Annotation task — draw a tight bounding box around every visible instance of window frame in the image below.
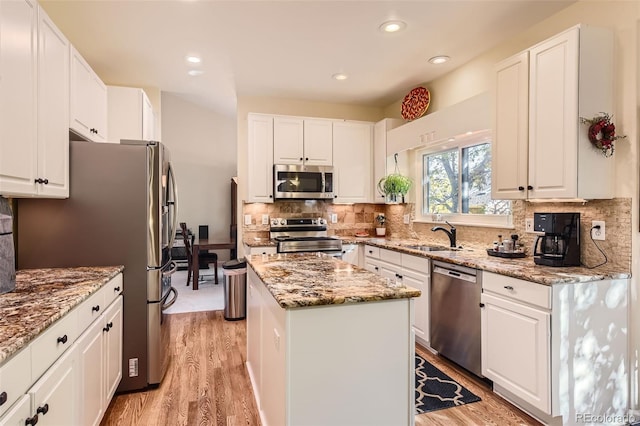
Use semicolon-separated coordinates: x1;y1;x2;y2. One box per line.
413;129;513;228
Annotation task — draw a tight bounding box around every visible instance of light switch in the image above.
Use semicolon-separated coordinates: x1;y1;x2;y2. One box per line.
403;214;410;224
244;214;252;225
330;213;338;223
262;214;270;225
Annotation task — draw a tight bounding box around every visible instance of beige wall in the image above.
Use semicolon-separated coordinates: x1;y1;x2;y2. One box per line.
162;93;237;260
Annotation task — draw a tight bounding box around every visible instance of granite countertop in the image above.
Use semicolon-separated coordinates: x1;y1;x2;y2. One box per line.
353;238;630;286
246;252;421;309
243;238;277;248
0;266;124;364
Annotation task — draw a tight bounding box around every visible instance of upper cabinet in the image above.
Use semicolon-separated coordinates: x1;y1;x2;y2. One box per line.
492;25;614;200
247;113;274;203
108;86;156;143
0;2;70;198
273;117;332;166
333;121;373;203
373;118;403;204
70;46;107;143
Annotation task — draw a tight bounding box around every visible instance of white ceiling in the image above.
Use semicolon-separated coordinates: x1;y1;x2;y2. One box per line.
41;0;575;116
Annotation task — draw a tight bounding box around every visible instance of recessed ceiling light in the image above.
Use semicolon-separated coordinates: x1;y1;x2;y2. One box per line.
186;55;201;64
428;55;450;65
379;20;406;33
188;69;204;76
448;138;455;142
332;73;348;81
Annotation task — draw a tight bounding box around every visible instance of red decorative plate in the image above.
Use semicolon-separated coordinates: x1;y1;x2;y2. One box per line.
401;87;431;121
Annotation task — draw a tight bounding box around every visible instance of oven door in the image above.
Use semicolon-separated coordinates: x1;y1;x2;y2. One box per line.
274;164;333;199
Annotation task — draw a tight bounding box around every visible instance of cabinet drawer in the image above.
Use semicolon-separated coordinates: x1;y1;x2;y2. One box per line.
401;254;430;274
103;273;123;308
249;246;277;256
379;248;401;265
482;272;551;309
0;348;31;419
76;285;106;333
31;310;78;381
364;245;379;259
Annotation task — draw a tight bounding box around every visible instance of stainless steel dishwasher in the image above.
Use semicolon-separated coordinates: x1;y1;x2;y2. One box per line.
430;260;483;377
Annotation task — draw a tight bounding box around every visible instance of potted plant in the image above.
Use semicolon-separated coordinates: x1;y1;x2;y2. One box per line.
377;173;413;204
375;214;386;237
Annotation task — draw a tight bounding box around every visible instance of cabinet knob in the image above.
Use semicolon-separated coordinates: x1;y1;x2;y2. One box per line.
269;195;273;198
518;186;525;191
504;285;514;290
374;266;379;271
305;157;309;161
25;415;39;425
527;185;533;190
34;178;48;184
36;404;49;415
299;157;303;161
334;195;337;198
479;303;485;308
0;391;6;406
114;286;121;292
108;321;113;329
57;334;68;344
92;305;100;313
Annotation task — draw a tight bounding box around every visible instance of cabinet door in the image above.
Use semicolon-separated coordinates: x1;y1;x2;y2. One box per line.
247;114;274;203
89;72;107;143
29;346;77;426
341;245;360;267
402;270;429;347
76;317;104;426
37;6;69;198
103;297;122;405
0;0;37;196
363;258;380;275
70;47;107;142
492;51;529;200
303;119;332;166
273;117;304;165
481;292;551;414
333;121;373;203
0;394;30;426
528;28;579;199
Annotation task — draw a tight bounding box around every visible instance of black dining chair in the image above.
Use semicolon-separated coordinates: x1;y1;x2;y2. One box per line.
180;222;219;285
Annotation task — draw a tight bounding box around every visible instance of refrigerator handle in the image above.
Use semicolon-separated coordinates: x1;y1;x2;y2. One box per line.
167;163;179;249
163;261;178;277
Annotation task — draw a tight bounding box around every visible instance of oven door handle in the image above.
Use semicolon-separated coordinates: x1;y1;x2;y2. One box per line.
162;287;178;310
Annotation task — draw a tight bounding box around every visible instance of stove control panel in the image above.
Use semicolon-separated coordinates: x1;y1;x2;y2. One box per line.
270;217;327;229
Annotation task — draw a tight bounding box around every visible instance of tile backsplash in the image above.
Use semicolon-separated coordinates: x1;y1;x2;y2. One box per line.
242;198;631;272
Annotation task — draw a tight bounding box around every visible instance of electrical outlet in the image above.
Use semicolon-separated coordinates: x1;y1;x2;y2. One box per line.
261;214;269;225
403;214;410;224
330;213;338;223
244;214;252;225
592;220;605;241
525;218;534;233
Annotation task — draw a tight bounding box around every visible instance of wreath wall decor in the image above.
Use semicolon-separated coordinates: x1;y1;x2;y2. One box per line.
580;113;626;158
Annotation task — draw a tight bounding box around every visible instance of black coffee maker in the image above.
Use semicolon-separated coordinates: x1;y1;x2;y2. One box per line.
533;212;580;267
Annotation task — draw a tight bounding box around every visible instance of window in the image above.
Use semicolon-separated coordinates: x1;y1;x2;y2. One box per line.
418;132;511;226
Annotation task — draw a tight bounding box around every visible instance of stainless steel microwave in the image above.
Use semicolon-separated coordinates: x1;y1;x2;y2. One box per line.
274;164;334;200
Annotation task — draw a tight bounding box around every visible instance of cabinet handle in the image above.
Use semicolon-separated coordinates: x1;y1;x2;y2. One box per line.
42;178;48;185
92;305;100;313
479;303;485;308
368;250;373;254
299;157;303;161
397;274;403;279
527;185;533;190
518;186;525;191
57;335;68;344
374;266;379;271
114;286;121;292
334;195;337;198
504;285;514;290
25;414;38;425
108;321;113;329
36;404;49;415
0;391;7;406
103;321;114;332
305;157;309;161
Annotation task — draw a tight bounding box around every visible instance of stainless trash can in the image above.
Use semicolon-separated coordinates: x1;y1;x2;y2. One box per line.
222;258;247;321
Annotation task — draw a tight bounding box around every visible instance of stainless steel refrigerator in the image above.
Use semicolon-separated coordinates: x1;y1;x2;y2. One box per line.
17;140;179;392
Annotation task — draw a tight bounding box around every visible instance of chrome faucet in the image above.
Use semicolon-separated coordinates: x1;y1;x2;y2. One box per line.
431;221;457;248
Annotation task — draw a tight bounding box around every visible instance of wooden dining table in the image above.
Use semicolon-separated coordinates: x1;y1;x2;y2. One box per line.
192;237;236;290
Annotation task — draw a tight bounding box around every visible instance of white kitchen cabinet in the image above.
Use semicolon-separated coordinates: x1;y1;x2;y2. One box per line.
0;2;69;198
243;245;277;256
103;297;122;403
108;86;156;143
0;395;30;426
492;25;614;200
246;275;263;408
70;46;107;143
373;118;403;204
273;117;332;166
340;244;361;267
332;121;373;203
0;347;31;420
481;271;628;423
247;114;274;203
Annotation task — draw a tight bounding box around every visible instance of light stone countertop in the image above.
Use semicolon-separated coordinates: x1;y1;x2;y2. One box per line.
0;266;124;364
246;252;421;309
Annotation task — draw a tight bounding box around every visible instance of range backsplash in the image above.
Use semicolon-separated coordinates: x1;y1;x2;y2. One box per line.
242;198;631;273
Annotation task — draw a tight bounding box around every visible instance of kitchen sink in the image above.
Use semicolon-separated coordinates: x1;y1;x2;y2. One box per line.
403;244;452;252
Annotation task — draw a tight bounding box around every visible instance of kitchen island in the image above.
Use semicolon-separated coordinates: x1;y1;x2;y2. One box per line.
245;252;420;426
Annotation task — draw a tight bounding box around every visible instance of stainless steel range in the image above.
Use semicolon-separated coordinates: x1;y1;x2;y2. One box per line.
270;217;342;255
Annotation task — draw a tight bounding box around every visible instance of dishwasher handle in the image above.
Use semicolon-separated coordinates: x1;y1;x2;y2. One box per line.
432;266;477;283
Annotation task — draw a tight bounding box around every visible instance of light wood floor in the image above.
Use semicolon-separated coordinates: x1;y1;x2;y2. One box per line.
101;311;541;426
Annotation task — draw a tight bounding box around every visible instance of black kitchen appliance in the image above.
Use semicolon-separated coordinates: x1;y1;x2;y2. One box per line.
533;212;580;267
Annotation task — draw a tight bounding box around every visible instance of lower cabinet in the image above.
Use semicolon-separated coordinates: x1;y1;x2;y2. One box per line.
0;274;123;426
363;245;431;348
340;244;361;267
243;245;277;256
